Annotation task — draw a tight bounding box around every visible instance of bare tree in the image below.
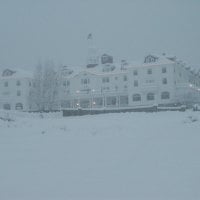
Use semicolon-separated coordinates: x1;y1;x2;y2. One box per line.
29;60;60;111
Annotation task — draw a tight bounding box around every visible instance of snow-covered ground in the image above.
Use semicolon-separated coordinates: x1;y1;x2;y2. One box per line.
0;110;200;200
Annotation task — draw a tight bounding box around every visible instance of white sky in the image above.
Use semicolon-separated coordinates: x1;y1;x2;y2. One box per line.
0;0;200;69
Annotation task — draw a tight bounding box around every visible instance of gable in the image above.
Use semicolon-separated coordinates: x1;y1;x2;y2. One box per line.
2;69;16;77
144;55;158;63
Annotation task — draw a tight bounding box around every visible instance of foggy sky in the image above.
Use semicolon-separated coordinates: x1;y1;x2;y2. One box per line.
0;0;200;69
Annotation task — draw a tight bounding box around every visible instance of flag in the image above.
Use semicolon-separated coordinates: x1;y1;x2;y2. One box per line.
87;33;92;40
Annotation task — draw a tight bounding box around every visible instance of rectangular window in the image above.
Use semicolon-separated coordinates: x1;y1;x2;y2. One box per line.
162;67;167;73
4;82;8;87
106;96;117;106
16;80;21;86
133;70;138;76
162;78;167;84
102;77;109;83
123;75;127;81
81;78;90;84
63;81;66;86
134;80;138;87
17;90;21;96
120;95;129;106
147;69;152;74
146;79;155;84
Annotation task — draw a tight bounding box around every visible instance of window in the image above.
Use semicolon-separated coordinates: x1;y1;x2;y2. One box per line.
101;86;109;92
16;80;21;86
162;78;167;84
161;91;170;99
115;86;118;91
15;103;23;110
102;77;109;83
115;77;118;80
146;79;154;84
123;75;127;81
29;82;31;87
120;95;129;106
63;81;66;86
93;97;103;107
134;80;138;87
81;78;90;84
162;67;167;73
80;99;90;108
4;81;8;87
67;80;70;86
147;93;155;100
124;85;128;89
106;96;117;106
147;69;152;74
3;103;11;110
133;70;138;76
61;100;71;108
17;90;21;96
132;94;141;101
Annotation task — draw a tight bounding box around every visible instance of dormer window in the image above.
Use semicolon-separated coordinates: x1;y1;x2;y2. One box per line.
61;66;73;76
101;54;113;64
102;64;115;72
144;55;158;63
2;69;16;77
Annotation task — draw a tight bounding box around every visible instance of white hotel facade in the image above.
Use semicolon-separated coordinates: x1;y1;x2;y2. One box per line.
59;53;200;113
0;52;200;113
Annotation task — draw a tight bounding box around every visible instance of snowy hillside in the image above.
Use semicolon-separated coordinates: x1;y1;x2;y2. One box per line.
0;111;200;200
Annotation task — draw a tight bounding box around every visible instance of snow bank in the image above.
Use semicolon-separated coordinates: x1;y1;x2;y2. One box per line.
0;111;200;200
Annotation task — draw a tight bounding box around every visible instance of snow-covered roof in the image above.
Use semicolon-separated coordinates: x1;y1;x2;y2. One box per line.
59;54;178;79
0;68;33;79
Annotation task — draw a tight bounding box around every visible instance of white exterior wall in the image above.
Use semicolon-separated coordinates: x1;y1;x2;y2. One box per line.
1;55;199;112
59;61;192;110
126;63;176;107
0;77;31;111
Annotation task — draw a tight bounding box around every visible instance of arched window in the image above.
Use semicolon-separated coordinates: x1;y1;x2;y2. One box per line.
3;103;11;110
147;93;155;100
15;103;23;110
132;94;141;102
161;92;170;99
